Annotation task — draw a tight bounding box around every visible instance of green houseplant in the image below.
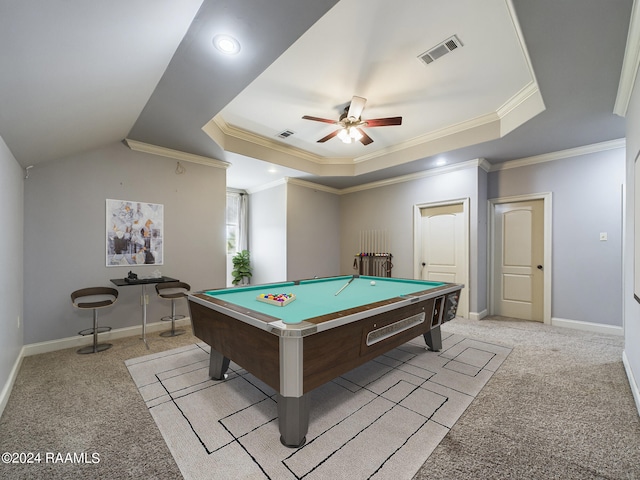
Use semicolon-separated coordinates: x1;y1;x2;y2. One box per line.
231;249;253;285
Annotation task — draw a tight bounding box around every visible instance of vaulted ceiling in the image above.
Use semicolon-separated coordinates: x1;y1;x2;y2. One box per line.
0;0;634;190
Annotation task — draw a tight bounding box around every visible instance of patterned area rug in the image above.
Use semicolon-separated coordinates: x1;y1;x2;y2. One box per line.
125;332;510;480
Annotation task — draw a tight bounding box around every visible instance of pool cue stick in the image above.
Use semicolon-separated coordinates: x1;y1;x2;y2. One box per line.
335;277;355;296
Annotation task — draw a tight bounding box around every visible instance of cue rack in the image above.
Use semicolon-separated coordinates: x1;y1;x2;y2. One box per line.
354;253;393;277
355;229;393;277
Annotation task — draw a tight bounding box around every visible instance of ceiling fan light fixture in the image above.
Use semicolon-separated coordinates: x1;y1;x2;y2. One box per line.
337;128;352;143
213;34;241;55
349;127;362;141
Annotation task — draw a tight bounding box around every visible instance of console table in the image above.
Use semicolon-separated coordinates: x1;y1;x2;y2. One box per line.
110;276;179;348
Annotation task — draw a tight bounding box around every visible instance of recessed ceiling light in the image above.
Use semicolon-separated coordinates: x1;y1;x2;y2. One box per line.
213;34;241;55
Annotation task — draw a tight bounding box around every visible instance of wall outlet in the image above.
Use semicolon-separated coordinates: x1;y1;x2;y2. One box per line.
600;232;608;241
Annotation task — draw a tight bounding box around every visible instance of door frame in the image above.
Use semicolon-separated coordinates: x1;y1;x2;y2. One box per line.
413;197;470;318
488;193;553;324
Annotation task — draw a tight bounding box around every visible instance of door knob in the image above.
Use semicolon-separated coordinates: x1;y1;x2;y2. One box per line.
537;265;543;270
421;262;426;267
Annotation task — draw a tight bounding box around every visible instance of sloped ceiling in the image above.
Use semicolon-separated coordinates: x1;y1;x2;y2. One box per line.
0;0;633;190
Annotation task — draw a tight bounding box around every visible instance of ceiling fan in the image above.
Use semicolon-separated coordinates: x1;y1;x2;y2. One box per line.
302;96;402;145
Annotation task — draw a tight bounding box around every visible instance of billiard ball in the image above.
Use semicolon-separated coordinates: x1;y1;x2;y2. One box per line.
370;281;376;286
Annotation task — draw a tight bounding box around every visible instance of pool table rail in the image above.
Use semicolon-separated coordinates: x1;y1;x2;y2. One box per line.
189;282;462;337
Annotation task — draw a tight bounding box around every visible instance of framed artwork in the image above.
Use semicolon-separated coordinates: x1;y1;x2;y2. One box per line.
635;150;640;303
106;199;164;266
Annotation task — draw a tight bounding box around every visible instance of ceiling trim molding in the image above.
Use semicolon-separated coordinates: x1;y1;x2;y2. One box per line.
496;82;540;119
245;178;287;194
285;177;342;195
209;115;352;166
281;138;625;195
352;112;501;165
489;138;626;172
505;0;540;86
478;158;492;172
243;138;624;195
246;176;343;195
614;0;640;117
210;94;541;178
123;139;229;169
339;158;488;195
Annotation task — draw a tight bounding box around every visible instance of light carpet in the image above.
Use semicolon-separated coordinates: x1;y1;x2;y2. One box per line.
125;332;510;480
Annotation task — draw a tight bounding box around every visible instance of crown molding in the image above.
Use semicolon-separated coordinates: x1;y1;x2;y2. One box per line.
496;82;541;119
245;178;287;194
270;136;625;195
353;112;501;165
123;139;229;169
285;177;341;195
339;158;488;195
247;176;342;195
210;91;539;174
614;0;640;117
211;116;351;166
478;158;492;172
489;138;626;172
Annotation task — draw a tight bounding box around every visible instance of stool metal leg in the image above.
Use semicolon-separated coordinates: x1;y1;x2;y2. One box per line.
77;309;112;354
160;299;185;337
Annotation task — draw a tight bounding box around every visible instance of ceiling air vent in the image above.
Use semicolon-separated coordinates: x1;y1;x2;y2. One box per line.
277;130;295;139
418;35;463;65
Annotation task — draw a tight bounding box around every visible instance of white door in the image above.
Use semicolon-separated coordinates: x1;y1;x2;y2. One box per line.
493;200;544;321
419;203;468;318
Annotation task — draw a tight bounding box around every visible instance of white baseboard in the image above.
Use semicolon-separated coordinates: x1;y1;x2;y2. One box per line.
0;348;25;420
1;317;191;418
551;317;624;336
623;350;640;417
22;317;191;357
468;309;488;321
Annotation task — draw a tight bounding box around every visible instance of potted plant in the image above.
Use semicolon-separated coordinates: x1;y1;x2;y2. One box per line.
231;249;253;285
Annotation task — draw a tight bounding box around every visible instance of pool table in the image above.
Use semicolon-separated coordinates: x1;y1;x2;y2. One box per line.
188;275;462;447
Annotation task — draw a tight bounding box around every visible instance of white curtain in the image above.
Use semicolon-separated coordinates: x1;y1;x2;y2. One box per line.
238;193;248;251
227;191;248;253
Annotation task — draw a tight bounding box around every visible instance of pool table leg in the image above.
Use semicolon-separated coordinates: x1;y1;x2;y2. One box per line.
277;394;309;448
208;348;231;380
424;325;443;351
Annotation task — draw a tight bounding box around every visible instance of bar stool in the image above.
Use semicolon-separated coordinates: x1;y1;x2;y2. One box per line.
155;281;190;337
71;287;118;354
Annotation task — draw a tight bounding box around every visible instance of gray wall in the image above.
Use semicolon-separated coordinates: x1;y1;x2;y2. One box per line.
0;135;24;400
249;184;287;284
624;72;640;402
488;149;625;326
249;181;341;283
286;183;340;280
339;166;483;316
23;142;226;344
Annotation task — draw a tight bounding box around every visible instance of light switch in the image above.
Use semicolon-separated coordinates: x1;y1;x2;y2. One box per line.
600;232;608;241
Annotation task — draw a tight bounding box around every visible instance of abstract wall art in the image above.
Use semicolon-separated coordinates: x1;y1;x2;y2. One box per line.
106;199;164;266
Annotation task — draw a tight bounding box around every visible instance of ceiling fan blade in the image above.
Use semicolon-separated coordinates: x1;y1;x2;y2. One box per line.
302;115;338;125
347;96;367;120
357;128;373;145
363;116;403;127
317;130;340;143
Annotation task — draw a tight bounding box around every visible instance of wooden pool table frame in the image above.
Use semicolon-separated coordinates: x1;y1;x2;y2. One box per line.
188;275;462;447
